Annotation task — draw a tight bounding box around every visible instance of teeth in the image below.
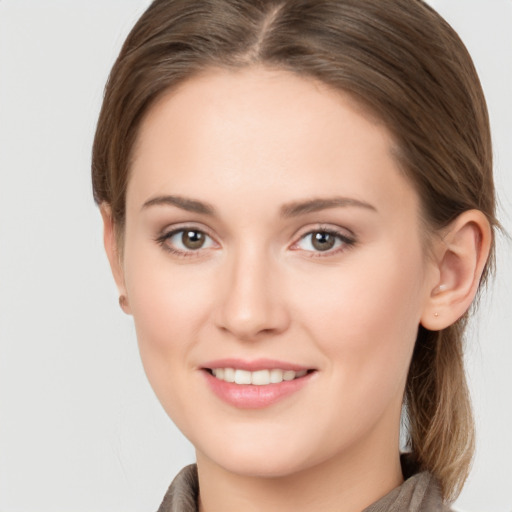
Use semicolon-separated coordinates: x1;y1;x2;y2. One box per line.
283;370;295;381
224;368;235;382
211;368;308;385
234;369;252;385
251;370;270;385
270;369;283;383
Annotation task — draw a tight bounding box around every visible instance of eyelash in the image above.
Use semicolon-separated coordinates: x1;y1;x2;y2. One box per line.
155;225;356;258
289;226;356;259
155;226;217;258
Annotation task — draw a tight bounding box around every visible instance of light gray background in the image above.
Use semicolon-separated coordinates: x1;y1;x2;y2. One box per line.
0;1;510;511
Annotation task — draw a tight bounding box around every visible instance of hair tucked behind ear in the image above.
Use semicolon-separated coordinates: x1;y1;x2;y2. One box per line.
92;0;497;500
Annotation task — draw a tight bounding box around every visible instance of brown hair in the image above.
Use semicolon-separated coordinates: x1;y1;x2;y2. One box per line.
92;0;497;500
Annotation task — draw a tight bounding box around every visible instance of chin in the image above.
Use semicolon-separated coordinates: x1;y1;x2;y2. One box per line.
216;452;311;479
195;432;326;479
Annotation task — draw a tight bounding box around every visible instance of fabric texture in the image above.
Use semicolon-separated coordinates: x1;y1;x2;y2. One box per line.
157;456;452;512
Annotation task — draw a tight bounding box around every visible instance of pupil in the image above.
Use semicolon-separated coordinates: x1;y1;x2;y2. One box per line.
183;230;205;249
312;232;335;251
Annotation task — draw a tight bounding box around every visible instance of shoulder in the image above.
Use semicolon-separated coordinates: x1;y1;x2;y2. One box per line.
157;460;453;512
363;470;452;512
157;464;199;512
363;454;452;512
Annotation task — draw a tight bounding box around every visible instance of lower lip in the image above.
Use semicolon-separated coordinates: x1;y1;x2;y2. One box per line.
203;371;314;409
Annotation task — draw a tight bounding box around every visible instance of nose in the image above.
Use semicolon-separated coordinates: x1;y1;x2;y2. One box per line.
214;247;290;341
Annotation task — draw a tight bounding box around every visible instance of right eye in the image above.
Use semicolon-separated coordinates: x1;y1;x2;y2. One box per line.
157;228;216;255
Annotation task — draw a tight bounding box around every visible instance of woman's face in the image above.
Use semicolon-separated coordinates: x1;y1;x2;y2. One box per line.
116;66;438;477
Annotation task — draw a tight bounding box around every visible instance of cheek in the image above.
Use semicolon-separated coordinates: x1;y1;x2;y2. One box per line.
121;239;214;380
123;255;220;430
298;246;423;332
292;244;426;398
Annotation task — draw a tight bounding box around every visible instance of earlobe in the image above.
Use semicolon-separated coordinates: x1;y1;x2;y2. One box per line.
100;204;131;315
421;210;492;331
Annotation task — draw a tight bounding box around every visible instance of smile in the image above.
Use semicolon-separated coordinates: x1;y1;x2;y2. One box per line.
210;368;308;385
202;361;316;409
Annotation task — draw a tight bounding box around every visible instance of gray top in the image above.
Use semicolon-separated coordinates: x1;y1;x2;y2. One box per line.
157;458;451;512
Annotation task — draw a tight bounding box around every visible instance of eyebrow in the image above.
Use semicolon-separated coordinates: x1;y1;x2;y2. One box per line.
281;197;377;217
141;194;377;217
142;195;216;215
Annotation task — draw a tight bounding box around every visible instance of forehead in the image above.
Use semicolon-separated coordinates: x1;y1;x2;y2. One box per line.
128;66;417;217
133;65;389;161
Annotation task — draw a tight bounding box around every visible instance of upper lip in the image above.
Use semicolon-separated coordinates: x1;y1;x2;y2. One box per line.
201;358;313;372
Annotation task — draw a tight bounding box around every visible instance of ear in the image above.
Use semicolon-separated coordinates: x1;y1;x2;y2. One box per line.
100;204;131;315
421;210;492;331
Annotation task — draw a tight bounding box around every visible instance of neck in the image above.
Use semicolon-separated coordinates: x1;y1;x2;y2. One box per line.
196;435;403;512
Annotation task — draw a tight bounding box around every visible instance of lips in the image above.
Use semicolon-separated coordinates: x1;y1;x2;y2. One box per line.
201;359;315;409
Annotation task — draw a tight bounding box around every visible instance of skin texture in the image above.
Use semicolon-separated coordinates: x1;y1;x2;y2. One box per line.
102;66;491;512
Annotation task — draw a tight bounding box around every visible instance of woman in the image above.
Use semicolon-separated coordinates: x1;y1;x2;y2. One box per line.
92;0;497;510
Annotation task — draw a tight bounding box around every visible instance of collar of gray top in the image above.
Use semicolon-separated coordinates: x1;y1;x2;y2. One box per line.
157;455;451;512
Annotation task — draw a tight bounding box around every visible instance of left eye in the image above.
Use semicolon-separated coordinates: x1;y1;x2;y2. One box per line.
163;229;215;252
295;230;351;253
